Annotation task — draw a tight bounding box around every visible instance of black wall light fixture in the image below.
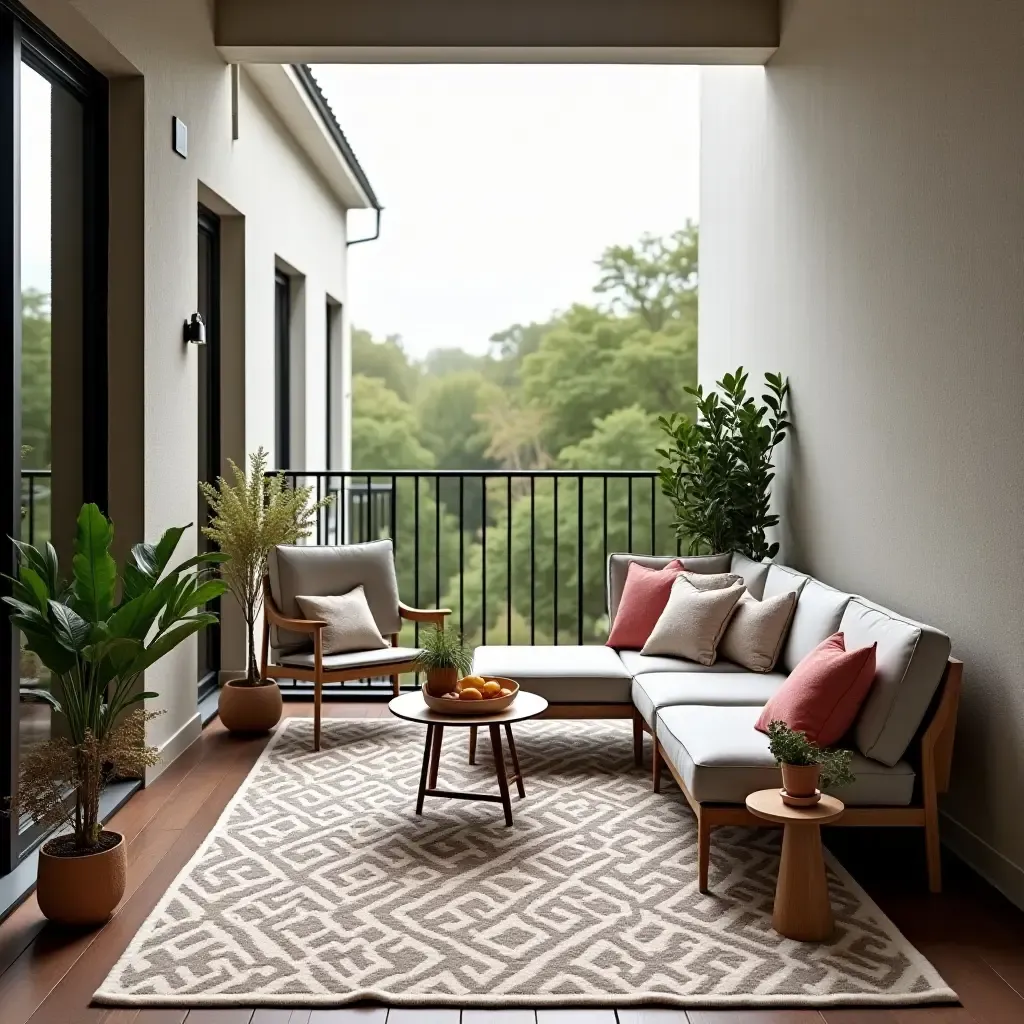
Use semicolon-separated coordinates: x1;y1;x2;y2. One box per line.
183;312;206;344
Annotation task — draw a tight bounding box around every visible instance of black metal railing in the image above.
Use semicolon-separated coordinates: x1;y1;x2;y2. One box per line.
21;469;51;547
276;470;679;656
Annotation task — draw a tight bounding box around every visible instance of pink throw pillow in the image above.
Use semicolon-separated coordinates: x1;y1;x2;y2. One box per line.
756;632;877;746
607;559;684;650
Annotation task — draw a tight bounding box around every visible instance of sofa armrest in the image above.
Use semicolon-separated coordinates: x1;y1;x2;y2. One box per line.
399;602;452;626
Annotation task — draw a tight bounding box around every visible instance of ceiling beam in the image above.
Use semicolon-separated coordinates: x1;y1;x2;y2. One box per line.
215;0;780;65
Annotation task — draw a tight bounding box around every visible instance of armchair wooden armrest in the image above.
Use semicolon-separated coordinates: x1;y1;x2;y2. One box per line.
399;602;452;626
262;579;327;633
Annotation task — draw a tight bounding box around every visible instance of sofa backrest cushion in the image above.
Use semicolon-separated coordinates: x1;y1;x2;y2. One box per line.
606;559;683;649
783;578;854;673
842;597;952;766
268;539;402;652
730;552;770;600
762;562;809;601
606;552;731;621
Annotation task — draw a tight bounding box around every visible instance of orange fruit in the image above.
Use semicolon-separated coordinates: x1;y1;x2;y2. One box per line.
498;688;512;698
459;687;483;701
459;675;486;691
481;681;502;698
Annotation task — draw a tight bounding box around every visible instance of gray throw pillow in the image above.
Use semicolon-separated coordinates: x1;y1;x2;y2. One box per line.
296;586;389;656
641;578;746;666
719;591;798;673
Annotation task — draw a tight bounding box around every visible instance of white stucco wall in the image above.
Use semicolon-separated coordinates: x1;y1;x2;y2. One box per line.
26;0;352;772
700;1;1024;904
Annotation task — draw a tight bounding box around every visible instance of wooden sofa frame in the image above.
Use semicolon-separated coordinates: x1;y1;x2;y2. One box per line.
260;578;450;751
636;657;962;894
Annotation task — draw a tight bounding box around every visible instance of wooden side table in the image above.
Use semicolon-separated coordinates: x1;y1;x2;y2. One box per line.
745;788;845;941
389;690;548;826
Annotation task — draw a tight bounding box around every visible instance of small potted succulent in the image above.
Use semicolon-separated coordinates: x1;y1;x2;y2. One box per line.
766;720;856;807
416;625;473;696
5;504;225;926
199;448;330;734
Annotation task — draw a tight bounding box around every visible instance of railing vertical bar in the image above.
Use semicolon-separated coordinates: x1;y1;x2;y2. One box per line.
553;475;559;646
650;475;656;554
627;476;634;552
577;476;584;645
459;475;465;635
434;475;441;614
506;475;512;645
530;476;536;646
366;474;373;541
414;475;420;669
316;475;323;545
390;474;397;546
602;475;608;613
339;473;346;545
27;478;34;546
481;476;487;646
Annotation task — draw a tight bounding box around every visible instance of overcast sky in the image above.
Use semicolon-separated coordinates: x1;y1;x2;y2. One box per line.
313;64;700;360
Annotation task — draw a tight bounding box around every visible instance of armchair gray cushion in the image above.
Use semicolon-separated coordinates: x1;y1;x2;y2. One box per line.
268;539;402;652
278;646;421;673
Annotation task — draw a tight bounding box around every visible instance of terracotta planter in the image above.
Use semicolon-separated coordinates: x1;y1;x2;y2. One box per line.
37;831;127;926
425;666;459;697
218;679;283;733
781;762;821;806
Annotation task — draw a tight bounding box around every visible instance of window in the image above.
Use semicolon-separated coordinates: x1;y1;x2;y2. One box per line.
274;270;290;468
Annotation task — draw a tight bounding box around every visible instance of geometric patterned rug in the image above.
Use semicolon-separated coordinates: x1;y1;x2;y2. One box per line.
95;718;955;1008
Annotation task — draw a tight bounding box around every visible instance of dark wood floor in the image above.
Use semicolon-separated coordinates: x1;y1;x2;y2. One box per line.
0;703;1022;1024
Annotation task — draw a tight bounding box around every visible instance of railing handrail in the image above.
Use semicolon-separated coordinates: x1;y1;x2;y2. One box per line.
275;469;659;478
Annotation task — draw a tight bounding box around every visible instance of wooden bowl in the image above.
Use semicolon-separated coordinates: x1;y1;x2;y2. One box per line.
422;677;519;715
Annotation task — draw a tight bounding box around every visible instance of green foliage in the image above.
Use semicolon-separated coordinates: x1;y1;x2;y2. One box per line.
199;448;332;685
765;721;856;790
414;624;473;677
351;328;419;402
658;368;790;560
352;375;435;471
4;504;226;850
21;289;51;471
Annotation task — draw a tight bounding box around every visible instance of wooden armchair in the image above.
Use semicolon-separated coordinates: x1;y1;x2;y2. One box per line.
260;540;449;750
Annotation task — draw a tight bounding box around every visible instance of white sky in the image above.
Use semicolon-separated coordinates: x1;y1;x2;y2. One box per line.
313;65;700;360
21;63;52;296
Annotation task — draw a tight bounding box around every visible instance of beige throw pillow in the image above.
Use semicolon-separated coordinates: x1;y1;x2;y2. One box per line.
680;571;743;592
296;586;389;656
719;591;798;673
641;578;746;666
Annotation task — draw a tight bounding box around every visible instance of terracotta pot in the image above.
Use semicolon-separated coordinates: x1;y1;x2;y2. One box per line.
425;666;459;697
781;762;822;802
218;679;283;733
37;831;127;926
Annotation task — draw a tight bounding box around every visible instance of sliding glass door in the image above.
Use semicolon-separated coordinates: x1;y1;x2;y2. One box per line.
0;1;107;875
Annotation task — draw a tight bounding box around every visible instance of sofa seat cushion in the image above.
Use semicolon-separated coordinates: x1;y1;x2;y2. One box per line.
472;645;633;704
842;597;952;766
656;705;915;806
277;646;422;672
632;671;786;728
618;650;746;675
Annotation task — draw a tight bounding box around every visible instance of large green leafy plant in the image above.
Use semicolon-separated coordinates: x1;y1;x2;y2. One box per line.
657;368;790;560
5;504;227;852
199;448;331;686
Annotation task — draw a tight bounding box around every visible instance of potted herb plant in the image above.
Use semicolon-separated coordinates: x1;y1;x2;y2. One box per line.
765;720;856;807
5;503;226;926
199;448;330;733
416;624;473;696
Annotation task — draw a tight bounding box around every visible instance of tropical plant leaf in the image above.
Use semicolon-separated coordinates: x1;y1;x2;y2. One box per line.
48;600;92;652
70;503;117;622
18;686;62;712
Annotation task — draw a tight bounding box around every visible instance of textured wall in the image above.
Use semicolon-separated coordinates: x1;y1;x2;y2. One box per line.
700;0;1024;903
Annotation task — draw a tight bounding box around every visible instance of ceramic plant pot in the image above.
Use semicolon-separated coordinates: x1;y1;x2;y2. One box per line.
425;666;459;697
780;762;822;807
37;831;127;926
218;679;283;734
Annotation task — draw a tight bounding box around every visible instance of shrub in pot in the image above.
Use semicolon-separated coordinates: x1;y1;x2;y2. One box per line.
765;720;855;807
416;625;473;696
199;447;330;733
5;504;225;926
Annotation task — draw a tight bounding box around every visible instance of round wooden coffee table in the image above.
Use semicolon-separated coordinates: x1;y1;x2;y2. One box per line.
388;690;548;826
746;788;845;941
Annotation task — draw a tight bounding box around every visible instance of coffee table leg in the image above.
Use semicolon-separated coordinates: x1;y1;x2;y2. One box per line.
504;723;525;798
489;724;514;826
773;822;834;941
427;724;444;789
416;724;434;816
468;725;477;765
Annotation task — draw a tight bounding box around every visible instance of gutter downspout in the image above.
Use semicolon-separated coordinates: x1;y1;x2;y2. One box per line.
347;208;382;247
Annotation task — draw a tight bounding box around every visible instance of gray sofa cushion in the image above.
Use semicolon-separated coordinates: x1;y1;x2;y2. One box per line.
268;540;401;651
729;552;770;600
607;552;732;623
472;645;632;704
762;562;810;601
782;578;853;672
632;671;786;728
842;597;952;766
657;705;915;806
618;650;745;675
278;646;421;672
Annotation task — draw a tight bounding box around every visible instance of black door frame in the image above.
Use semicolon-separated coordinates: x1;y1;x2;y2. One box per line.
274;270;290;469
197;206;220;701
0;0;107;875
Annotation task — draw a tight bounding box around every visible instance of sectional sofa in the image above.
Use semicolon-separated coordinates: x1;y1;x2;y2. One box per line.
472;552;962;894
